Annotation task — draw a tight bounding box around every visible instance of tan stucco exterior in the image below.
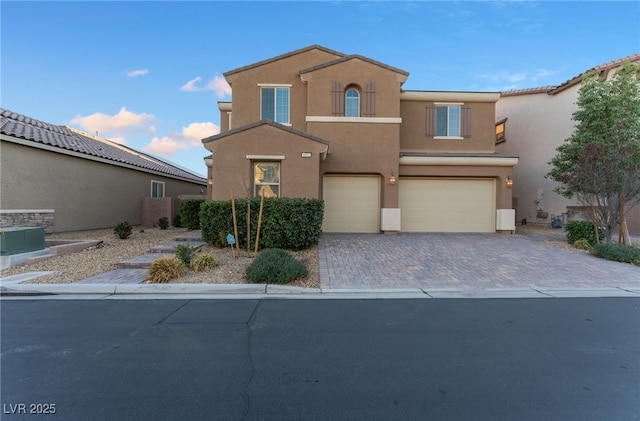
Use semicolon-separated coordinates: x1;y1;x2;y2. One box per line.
1;140;205;232
496;54;640;233
204;45;517;233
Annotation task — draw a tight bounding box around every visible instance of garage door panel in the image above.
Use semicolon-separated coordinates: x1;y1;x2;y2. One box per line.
323;176;380;233
400;179;495;232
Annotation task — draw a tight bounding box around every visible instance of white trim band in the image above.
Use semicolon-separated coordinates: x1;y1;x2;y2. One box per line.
401;91;500;103
306;116;402;124
257;83;293;87
246;155;286;160
399;156;519;167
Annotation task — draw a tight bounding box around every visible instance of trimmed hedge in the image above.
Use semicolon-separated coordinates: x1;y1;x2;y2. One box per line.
592;243;640;266
200;197;324;251
180;199;205;230
565;220;604;246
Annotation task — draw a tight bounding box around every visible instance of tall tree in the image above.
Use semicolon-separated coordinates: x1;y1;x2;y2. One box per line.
547;61;640;242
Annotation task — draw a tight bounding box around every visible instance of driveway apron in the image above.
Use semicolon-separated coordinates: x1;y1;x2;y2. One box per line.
318;233;640;290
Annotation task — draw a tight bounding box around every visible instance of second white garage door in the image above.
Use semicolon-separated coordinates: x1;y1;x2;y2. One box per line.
323;176;380;233
399;178;496;232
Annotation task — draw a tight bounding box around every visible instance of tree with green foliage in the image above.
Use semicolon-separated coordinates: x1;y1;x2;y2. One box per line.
546;61;640;243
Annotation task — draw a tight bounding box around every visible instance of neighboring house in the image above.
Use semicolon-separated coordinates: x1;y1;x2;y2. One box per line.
202;45;518;233
0;108;207;232
496;53;640;234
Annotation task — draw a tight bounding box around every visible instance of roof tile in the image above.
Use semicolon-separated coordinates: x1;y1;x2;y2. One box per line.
0;108;206;184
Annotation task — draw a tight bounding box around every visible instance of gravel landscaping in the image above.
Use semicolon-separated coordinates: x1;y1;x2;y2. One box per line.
0;227;319;288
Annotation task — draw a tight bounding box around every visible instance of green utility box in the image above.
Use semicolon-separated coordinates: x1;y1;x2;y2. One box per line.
0;227;46;256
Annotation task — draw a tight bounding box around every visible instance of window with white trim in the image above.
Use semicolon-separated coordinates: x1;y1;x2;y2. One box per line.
253;162;280;198
345;88;360;117
436;105;461;137
261;87;290;124
426;104;471;138
151;180;165;198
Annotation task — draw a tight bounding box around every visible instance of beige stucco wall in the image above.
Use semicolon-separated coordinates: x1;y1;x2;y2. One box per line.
400;100;497;153
496;89;579;223
302;58;406;118
213;46;516;231
204;124;327;201
225;49;342;131
310;122;400;208
0;141;206;232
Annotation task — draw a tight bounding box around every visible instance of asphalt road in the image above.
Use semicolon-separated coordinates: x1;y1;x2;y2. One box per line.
1;297;639;421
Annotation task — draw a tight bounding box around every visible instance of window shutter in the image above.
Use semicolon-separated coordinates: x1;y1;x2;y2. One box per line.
425;106;436;137
332;81;344;116
461;106;471;138
363;82;375;117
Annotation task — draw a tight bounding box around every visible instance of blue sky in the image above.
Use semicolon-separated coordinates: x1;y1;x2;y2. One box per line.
2;1;639;177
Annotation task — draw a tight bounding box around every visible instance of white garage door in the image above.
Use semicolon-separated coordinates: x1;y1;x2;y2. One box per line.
323;176;380;233
399;178;495;232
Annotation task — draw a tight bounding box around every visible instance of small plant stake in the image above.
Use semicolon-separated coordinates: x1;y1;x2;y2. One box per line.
231;191;239;258
227;234;236;257
254;193;265;255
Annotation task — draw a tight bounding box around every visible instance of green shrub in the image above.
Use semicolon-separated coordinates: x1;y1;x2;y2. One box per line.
175;244;197;266
172;214;182;228
592;243;640;265
573;238;592;250
200;197;324;251
114;221;133;239
191;253;218;272
148;256;184;283
158;216;169;230
245;248;308;284
565;220;604;245
180;199;205;230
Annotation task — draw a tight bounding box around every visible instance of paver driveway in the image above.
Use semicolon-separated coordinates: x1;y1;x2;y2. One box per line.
318;233;640;291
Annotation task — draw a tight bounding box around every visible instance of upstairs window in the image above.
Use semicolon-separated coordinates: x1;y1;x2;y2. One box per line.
254;162;280;198
436;105;461;137
426;104;471;138
345;89;360;117
261;87;290;124
495;119;507;143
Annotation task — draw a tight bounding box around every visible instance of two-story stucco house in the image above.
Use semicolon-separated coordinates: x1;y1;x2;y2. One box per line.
203;45;518;233
496;53;640;234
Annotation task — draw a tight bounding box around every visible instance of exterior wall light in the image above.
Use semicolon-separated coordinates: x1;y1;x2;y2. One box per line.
389;172;397;185
506;176;513;188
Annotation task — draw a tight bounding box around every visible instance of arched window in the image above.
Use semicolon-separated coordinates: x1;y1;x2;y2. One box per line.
345;89;360;117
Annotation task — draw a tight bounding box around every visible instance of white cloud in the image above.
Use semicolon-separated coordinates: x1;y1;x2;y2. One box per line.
180;75;231;98
142;122;220;157
71;107;156;133
126;69;149;78
180;76;203;92
70;107;157;143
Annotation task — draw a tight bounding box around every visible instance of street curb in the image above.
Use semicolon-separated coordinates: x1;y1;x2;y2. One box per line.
1;282;639;299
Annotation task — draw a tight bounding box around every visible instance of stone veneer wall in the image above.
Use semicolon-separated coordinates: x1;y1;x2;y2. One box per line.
0;210;55;233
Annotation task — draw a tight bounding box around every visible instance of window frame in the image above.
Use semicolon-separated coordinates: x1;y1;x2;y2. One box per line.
151;180;165;198
345;88;360;117
253;161;281;198
259;85;291;125
435;103;462;138
495;118;507;144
